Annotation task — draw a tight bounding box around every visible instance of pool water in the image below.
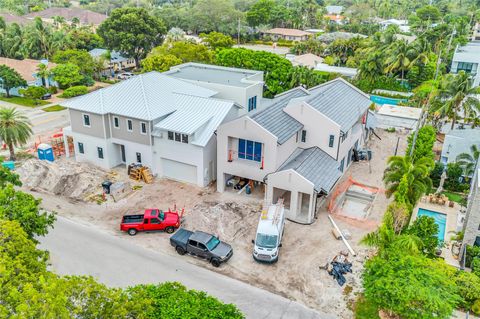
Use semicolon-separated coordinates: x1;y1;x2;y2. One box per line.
370;95;408;106
417;208;447;242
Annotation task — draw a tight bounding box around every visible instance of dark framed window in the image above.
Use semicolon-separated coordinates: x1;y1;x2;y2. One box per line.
457;62;474;73
78;142;84;154
97;147;104;159
301;130;307;143
83;114;90;126
113;116;119;128
168;131;174;140
140;122;147;134
329;135;335;147
182;134;188;143
175;133;181;142
238;139;262;162
136;152;141;163
248;96;257;112
127;119;133;131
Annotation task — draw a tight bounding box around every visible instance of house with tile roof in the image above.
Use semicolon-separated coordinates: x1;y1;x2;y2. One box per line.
60;65;264;187
262;28;311;41
24;7;107;27
216;78;372;224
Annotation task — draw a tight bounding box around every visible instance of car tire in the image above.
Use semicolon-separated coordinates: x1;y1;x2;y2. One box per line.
211;258;221;267
165;226;175;234
127;228;137;236
176;246;186;255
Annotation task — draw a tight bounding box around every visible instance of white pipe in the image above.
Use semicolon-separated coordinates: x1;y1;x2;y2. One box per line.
328;215;356;257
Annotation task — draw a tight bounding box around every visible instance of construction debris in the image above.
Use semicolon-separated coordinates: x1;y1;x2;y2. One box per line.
128;164;154;183
321;252;353;286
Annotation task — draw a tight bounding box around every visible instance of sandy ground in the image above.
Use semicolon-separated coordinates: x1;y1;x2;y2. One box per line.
19;128;409;318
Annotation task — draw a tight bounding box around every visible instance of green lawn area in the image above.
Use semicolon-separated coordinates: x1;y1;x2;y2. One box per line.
441;191;464;204
0;96;49;107
42;104;66;112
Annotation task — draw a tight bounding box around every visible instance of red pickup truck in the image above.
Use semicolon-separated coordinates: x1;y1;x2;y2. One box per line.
120;208;181;236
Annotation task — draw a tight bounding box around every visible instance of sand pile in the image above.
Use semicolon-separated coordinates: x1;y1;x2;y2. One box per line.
17;159;108;200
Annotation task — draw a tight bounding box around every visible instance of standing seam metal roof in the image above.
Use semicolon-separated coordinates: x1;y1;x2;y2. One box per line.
277;147;342;193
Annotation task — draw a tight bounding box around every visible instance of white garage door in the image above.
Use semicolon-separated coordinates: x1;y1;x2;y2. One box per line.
161;158;197;184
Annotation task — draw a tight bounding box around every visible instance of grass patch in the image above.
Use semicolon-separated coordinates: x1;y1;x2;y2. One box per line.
42;104;66;112
354;295;380;319
0;96;49;107
441;191;464;204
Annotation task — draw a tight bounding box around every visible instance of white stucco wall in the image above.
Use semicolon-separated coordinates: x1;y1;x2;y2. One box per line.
337;122;364;170
110;137;154;169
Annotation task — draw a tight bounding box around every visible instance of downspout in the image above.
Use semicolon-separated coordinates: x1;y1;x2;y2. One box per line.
336;132;341;161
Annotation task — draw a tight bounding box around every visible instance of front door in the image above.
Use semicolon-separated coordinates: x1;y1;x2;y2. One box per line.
120;145;126;163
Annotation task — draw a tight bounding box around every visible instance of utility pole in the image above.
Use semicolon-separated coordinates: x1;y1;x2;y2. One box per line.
237;17;241;45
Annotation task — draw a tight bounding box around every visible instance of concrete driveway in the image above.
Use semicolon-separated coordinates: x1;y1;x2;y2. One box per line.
38;216;335;319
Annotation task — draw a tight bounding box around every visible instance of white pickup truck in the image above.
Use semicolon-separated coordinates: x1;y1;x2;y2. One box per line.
252;202;285;263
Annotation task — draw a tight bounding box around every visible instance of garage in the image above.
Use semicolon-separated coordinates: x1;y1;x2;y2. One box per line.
161;158;198;185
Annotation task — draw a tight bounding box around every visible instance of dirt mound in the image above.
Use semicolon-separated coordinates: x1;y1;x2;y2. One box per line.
17;159;108;200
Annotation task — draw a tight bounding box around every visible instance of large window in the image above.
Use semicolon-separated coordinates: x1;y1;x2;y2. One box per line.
168;131;174;140
248;96;257;112
238;139;262;162
83;114;90;127
457;62;474;73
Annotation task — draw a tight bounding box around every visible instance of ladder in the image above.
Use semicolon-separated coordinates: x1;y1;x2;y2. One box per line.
272;198;284;225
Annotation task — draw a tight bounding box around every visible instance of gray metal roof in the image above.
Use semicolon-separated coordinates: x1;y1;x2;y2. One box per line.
277;147;342;193
305;78;371;132
60;72;218;121
165;62;263;88
89;48;129;63
452;42;480;64
250;88;308;144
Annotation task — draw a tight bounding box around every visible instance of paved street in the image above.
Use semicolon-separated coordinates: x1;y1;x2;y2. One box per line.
38;216;335;319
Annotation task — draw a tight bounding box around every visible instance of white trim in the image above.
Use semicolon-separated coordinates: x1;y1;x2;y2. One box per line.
82;113;91;127
140;121;147;135
113;116;120;129
126;119;133;132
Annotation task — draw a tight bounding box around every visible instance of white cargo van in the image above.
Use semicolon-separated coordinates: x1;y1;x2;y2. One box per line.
252;202;285;263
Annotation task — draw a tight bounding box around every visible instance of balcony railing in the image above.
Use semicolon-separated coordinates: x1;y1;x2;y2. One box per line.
228;149;264;169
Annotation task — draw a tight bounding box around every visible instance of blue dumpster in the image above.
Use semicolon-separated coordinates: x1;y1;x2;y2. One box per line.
1;161;15;170
37;143;54;162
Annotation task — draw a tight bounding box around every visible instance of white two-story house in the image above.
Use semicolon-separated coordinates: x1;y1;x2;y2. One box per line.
451;42;480;87
216;78;372;224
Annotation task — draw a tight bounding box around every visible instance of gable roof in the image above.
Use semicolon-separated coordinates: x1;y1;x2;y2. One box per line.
263;28;310;37
60;72;218;120
0;57;56;82
89;48;129;63
25;7;107;25
277;147;342;193
152;94;236;147
305;78;371;132
251;87;308;144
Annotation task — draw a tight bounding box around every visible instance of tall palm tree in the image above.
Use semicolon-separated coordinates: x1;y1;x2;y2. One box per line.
383;155;434;206
0;107;33;161
433;71;480;129
384;40;411;81
456;144;480;177
36;63;51;87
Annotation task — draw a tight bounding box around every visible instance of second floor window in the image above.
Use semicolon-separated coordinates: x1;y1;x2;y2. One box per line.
248;96;257;112
457;62;474;73
140;122;147;134
113;117;119;128
301;130;307;143
329;135;335;148
83;114;90;127
238;139;262;162
127;119;133;132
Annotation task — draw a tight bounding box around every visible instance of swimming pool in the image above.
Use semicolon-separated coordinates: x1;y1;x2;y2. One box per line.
416;208;447;242
370;95;408;106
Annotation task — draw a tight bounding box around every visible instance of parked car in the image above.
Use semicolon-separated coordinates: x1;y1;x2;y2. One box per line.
170;228;233;267
41;92;52;100
117;72;135;80
120;208;181;236
252;202;285;263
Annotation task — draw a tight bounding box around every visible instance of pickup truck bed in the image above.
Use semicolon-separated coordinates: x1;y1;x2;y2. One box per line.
170;228;193;248
122;214;144;224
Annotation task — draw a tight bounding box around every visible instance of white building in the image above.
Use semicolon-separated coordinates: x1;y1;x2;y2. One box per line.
379;19;410;33
440;129;480;166
61;64;265;187
216;78;372;224
451;42;480;87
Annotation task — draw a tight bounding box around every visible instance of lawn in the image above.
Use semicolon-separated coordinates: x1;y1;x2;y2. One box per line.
42;104;66;112
441;191;464;204
0;96;49;107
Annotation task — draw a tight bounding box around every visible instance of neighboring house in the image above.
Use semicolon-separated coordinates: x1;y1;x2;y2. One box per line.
216;78;371;224
290;53;323;69
326;5;343;15
262;28;311;41
315;63;358;78
472;22;480;41
89;48;135;76
61;66;265;187
374;104;421;130
460;159;480;264
164;63;264;111
317;32;367;44
379;19;410;33
450;41;480;87
0;58;56;96
24;8;107;28
440;129;480;165
324;14;347;25
0;13;30;25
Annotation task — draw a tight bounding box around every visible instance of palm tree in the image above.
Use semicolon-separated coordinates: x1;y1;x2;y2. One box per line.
383;156;434;206
384;40;411;81
433;71;480;129
0;107;33;161
456;144;480;177
36;63;51;87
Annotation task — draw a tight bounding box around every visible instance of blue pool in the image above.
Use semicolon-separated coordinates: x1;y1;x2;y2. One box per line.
370;95;408;106
417;208;447;242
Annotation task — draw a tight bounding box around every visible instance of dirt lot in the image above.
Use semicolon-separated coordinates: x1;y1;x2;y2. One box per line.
19;128;409;318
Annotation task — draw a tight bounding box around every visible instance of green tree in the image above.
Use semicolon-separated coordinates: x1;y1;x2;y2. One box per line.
141;54;182;72
363;250;460;319
0;65;27;98
456;144;480;177
152;41;215;64
98;8;167;68
36;63;52;87
0;165;21;188
52;49;96;77
190;0;242;34
406;125;436;163
444;162;463;192
0;107;33;161
200;32;235;51
384;40;411;81
383;156;434;206
246;0;277;27
67;28;104;51
455;271;480;310
18;86;48;105
430;161;445;188
52;63;84;88
407;216;439;257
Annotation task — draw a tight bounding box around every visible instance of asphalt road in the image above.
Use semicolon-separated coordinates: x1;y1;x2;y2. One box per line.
38;217;335;319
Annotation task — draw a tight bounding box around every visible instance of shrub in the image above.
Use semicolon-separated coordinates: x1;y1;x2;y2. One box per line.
444;162;464;192
473;258;480;277
79;75;95;87
473;299;480;315
430;162;444;188
48;86;58;94
466;245;480;268
455;271;480;310
60;86;88;98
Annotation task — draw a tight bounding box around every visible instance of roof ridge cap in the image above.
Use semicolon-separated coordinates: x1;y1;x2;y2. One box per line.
138;74;152;120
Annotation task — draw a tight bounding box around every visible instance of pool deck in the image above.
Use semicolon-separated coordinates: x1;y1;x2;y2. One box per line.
412;201;462;268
